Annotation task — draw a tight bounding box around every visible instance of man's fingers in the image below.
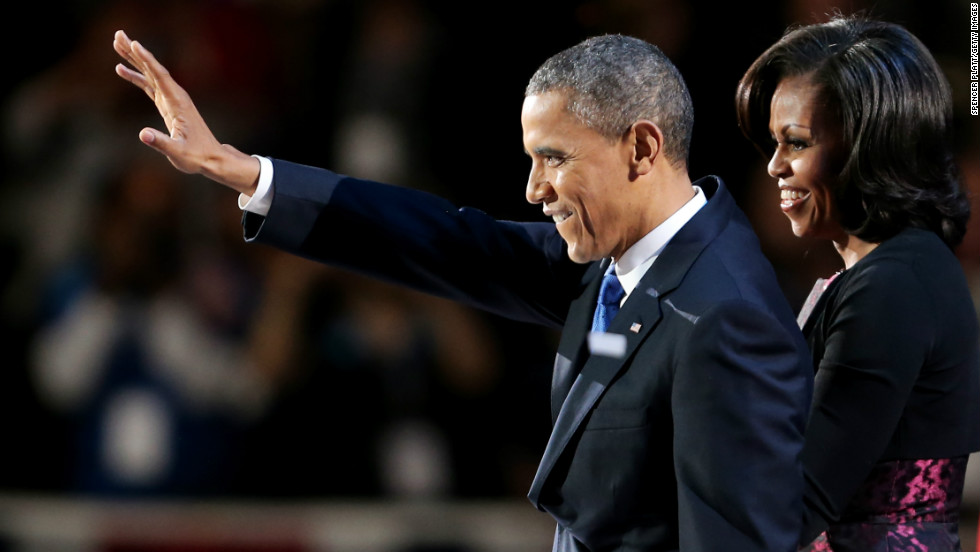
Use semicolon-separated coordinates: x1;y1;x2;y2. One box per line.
114;63;152;97
130;40;173;85
113;30;144;75
138;127;188;172
112;30;131;60
126;39;192;111
139;127;175;148
113;34;165;93
115;29;216;178
113;31;158;99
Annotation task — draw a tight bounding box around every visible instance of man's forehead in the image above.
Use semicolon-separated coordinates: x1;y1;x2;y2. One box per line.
523;92;590;132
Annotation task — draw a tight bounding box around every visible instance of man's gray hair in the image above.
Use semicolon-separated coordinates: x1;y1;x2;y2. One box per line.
526;34;694;167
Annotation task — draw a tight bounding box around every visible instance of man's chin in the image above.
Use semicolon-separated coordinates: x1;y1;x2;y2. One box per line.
564;245;600;264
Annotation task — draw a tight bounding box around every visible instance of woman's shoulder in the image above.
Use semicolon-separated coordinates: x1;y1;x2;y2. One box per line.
833;227;973;311
851;228;960;277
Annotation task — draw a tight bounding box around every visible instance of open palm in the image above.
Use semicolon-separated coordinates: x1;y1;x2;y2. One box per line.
113;30;258;194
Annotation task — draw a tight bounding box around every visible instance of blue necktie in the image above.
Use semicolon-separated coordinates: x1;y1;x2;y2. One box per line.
591;270;625;332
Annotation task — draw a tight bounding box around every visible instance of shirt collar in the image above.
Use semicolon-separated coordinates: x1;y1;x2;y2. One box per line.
613;185;706;298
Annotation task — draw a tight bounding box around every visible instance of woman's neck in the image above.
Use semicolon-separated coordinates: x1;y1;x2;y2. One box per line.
833;233;880;269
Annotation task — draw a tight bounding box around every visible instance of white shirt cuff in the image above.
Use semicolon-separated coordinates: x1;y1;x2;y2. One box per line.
238;155;274;216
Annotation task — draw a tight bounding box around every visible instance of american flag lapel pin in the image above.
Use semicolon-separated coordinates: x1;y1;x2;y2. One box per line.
629;322;642;333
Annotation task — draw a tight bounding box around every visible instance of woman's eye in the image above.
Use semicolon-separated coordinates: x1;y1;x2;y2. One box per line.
772;136;809;153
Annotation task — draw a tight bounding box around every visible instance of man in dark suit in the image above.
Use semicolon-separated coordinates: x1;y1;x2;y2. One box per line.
114;30;812;551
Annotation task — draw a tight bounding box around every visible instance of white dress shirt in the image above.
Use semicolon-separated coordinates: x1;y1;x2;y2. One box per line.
238;155;275;215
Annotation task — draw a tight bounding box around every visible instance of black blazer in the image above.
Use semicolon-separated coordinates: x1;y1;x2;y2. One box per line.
243;159;813;551
797;227;980;543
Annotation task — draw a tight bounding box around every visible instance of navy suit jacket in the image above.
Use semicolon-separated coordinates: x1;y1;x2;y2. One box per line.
242;159;813;551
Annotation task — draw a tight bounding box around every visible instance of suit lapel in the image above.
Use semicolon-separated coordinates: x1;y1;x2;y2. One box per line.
550;260;606;422
529;278;665;504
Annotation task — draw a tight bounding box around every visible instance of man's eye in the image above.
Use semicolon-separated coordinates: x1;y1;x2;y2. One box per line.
546;156;564;167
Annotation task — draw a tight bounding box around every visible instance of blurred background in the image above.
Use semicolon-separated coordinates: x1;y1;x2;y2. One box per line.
0;0;976;550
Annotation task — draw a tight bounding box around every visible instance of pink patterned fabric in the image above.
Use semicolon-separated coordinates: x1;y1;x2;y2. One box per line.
796;271;842;329
799;457;967;551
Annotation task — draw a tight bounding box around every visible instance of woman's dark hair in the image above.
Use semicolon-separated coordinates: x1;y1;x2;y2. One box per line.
735;14;970;248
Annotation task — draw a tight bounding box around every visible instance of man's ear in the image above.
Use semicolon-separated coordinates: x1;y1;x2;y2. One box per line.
629;120;663;176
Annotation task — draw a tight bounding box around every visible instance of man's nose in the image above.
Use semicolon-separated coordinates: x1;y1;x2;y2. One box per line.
526;164;552;204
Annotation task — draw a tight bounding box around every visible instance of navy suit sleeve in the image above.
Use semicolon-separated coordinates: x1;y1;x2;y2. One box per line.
242;158;587;328
672;300;808;552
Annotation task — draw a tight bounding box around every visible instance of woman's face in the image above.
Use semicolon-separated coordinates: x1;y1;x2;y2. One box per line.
767;74;847;241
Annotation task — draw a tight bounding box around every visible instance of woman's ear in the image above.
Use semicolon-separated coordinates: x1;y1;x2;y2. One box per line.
629;120;663;176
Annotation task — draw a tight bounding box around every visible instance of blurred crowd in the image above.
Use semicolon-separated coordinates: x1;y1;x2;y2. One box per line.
0;0;975;506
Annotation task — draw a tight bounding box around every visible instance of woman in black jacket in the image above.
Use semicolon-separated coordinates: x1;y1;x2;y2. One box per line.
736;14;980;552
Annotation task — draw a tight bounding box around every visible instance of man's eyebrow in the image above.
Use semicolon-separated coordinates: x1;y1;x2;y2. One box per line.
528;146;566;157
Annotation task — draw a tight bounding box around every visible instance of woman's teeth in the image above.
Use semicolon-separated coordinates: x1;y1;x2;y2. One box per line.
780;189;807;200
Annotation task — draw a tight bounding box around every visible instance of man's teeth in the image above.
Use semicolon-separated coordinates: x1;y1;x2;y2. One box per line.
553;211;573;223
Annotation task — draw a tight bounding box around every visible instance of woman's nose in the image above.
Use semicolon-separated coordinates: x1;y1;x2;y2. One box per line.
767;147;789;179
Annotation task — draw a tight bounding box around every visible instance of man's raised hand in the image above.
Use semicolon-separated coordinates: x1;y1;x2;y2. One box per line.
113;30;259;196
